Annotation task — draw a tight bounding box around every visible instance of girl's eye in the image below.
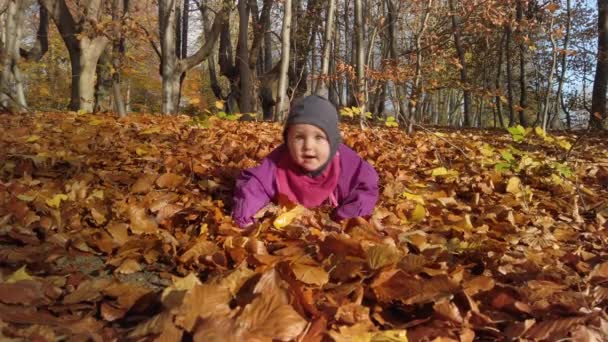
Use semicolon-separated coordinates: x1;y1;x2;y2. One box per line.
316;135;325;140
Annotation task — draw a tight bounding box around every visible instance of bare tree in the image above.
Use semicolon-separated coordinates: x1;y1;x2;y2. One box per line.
448;0;471;127
591;0;608;129
0;0;28;112
276;0;292;121
314;0;335;96
354;0;366;125
158;0;229;114
39;0;110;113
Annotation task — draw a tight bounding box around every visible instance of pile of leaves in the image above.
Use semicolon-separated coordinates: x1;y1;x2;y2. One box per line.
0;112;608;341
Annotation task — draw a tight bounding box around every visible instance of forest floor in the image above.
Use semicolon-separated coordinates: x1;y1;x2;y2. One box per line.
0;112;608;341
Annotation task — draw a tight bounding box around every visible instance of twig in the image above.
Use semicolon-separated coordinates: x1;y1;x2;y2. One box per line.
402;117;472;160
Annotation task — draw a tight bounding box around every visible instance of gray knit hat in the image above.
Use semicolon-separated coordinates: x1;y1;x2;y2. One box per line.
283;95;341;176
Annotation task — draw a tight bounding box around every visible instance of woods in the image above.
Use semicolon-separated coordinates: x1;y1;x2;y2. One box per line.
0;0;604;129
2;1;608;340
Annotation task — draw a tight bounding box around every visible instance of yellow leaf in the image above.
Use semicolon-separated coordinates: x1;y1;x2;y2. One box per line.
402;191;425;204
5;265;33;283
16;193;36;202
88;189;104;200
506;177;521;195
479;144;494;157
26;135;40;143
89;119;104;126
367;245;401;270
189;98;201;105
410;204;426;222
431;167;448;176
557;138;572;150
534;126;546;137
291;263;329;286
273;206;305;229
215;100;224;110
135;147;147;156
46;194;68;208
161;273;202;302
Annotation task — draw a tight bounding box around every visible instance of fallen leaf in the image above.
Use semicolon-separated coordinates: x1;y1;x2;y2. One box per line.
115;258;142;274
5;265;34;283
291;262;329;286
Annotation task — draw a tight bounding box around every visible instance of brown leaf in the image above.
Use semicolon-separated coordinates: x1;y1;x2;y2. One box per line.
179;239;220;264
63;278;112;305
237;289;308;341
371;269;459;305
105;221;130;246
115;258;142;274
464;275;495;296
129;311;183;341
366;244;402;270
589;261;608;281
103;282;152;310
131;173;158;194
0;280;61;306
291;262;329;287
192;315;240;342
523;315;591;340
128;204;158;234
174;283;232;331
100;302;127;322
155;173;184;189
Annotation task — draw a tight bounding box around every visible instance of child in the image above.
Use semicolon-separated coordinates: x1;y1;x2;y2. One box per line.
232;95;379;228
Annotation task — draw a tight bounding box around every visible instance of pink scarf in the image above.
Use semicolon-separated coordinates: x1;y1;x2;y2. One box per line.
276;151;340;208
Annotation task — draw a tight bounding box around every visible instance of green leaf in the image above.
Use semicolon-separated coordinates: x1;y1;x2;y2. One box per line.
495;162;512;173
385;121;398;127
500;150;515;162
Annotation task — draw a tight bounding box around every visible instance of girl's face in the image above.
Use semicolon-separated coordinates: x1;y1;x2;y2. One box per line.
287;124;331;172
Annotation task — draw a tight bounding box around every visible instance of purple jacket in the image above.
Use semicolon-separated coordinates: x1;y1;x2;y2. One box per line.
232;144;379;227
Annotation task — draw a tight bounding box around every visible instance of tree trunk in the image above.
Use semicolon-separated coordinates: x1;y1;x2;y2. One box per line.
159;0;227;114
505;25;515;126
159;0;180;113
200;3;222;100
264;16;273;73
0;0;27;112
591;0;608;129
551;0;571;129
448;0;471;127
276;0;292;121
408;0;433;133
111;0;128;117
517;0;528;126
40;0;109;113
385;0;407;124
354;0;366;125
20;5;49;62
542;10;557;131
237;0;253;114
315;0;336;96
94;50;113;112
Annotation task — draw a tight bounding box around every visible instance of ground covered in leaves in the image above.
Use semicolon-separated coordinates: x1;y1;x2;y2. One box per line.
1;112;608;341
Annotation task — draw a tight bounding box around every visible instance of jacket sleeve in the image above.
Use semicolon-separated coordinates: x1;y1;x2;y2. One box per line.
232;147;281;227
333;157;379;221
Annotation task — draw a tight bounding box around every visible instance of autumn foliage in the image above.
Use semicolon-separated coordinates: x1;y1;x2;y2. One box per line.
0;112;607;340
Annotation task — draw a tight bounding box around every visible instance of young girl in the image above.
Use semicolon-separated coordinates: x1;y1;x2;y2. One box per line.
232;95;379;228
